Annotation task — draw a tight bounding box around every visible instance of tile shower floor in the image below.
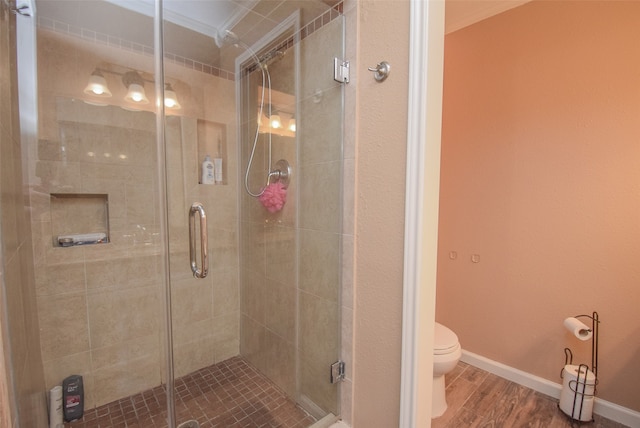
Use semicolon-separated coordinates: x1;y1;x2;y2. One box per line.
64;356;316;428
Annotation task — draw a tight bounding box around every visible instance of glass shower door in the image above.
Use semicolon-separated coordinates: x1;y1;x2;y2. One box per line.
161;33;242;428
236;10;346;422
163;1;346;426
30;0;171;424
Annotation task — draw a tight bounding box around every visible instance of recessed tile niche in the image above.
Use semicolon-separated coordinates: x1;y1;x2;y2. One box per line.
50;193;109;247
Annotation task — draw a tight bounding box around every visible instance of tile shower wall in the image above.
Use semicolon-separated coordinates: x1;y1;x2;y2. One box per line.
239;16;344;417
31;28;239;409
0;3;48;426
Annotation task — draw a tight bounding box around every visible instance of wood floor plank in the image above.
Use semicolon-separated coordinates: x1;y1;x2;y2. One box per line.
463;373;512;414
445;361;469;385
442;407;484;428
458;363;490;385
481;381;534;427
433;363;630;428
433;377;484;427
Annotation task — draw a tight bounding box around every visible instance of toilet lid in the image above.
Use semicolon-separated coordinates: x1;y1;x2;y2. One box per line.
434;322;459;353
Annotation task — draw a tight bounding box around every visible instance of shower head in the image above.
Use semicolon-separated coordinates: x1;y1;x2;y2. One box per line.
214;29;242;48
215;29;268;71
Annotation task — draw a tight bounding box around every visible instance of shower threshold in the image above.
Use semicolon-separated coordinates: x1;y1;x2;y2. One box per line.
63;356;315;427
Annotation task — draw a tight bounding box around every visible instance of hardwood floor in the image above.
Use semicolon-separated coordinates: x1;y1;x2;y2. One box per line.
432;362;630;428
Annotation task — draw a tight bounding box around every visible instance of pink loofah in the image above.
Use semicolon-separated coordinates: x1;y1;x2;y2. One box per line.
259;182;287;213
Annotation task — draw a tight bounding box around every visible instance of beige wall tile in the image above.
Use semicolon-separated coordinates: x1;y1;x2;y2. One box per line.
299;161;341;233
212;312;239;346
299;229;340;302
240;268;266;323
240;221;266;274
214;338;239;363
262;330;296;398
38;292;91;360
172;335;215;379
298;291;339;368
213;270;240;317
91;335;159;372
171;279;213;327
34;159;83;194
35;261;86;296
265;224;296;284
172;318;213;347
240;315;267;373
208;228;239;273
85;258;128;291
87;286;160;349
264;278;296;342
92;356;162;407
298;86;343;166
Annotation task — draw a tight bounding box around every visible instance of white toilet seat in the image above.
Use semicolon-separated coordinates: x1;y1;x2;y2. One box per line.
434;342;460;355
434;322;459;354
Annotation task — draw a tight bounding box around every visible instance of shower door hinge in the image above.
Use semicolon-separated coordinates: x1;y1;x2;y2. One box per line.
330;360;346;384
334;58;350;84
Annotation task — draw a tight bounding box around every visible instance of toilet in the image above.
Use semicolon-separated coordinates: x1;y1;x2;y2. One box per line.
432;322;462;418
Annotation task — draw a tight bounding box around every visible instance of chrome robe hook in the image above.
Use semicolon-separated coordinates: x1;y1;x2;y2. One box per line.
367;61;391;82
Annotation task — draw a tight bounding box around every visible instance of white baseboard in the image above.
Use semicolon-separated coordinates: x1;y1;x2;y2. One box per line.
461;350;640;428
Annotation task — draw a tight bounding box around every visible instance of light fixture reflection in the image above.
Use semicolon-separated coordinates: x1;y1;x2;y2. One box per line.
270;113;282;129
83;70;112;97
164;83;181;109
123;71;149;104
288;117;296;132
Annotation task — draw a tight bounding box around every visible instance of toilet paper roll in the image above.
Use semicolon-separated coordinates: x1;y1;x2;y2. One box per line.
559;384;594;421
562;365;596;396
563;317;592;341
49;386;63;428
560;364;596;421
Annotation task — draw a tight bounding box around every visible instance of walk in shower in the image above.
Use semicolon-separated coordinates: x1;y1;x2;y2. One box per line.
1;0;345;426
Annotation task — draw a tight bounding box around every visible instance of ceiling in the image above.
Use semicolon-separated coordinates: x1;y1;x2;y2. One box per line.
34;0;531;68
445;0;531;34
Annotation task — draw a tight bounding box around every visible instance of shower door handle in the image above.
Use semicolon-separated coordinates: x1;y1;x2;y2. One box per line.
188;202;208;278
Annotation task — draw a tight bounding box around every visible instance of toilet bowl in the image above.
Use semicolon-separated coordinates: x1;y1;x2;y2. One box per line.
432;322;461;418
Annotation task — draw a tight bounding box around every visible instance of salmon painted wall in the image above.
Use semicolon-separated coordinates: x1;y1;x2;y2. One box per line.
437;0;640;412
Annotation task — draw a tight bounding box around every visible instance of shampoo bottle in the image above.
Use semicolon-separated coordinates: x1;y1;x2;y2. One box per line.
201;154;214;184
213;157;223;184
62;375;84;422
213;137;223;184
